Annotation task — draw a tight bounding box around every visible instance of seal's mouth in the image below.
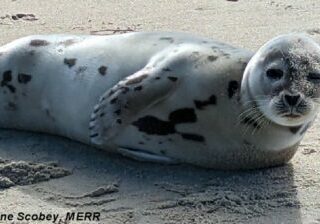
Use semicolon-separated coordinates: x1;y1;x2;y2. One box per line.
274;96;308;119
283;113;302;119
265;94;315;126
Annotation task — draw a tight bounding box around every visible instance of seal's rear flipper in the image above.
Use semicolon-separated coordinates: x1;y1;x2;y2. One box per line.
118;147;179;164
89;65;181;145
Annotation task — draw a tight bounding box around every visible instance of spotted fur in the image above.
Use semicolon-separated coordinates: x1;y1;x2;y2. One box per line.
30;39;50;47
64;58;77;68
194;95;216;110
159;37;174;43
1;71;15;93
132;108;205;143
228;80;239;98
18;73;32;84
98;66;107;75
207;55;218;61
0;32;315;169
289;125;302;134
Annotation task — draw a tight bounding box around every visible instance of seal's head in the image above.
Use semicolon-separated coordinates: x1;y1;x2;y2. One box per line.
243;34;320;127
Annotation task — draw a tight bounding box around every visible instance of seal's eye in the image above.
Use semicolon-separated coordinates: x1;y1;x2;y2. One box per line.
266;69;284;80
307;72;320;83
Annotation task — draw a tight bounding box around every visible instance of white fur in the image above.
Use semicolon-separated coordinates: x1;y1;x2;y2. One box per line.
0;32;317;169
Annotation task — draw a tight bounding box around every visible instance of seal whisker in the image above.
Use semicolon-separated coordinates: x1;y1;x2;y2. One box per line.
251;114;267;135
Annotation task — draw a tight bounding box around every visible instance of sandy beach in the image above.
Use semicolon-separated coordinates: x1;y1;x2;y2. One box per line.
0;0;320;223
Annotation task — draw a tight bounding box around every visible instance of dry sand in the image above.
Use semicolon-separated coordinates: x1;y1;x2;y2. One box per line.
0;0;320;223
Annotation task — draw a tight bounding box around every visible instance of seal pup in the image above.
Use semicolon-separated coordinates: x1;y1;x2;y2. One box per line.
0;32;319;169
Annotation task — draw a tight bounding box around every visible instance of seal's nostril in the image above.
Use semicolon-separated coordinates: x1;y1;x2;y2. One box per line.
284;94;300;106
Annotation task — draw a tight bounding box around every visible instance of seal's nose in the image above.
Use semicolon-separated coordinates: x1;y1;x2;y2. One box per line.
283;93;301;106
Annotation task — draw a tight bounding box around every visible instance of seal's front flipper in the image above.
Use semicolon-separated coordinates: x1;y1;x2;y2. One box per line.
118;147;179;164
89;66;181;145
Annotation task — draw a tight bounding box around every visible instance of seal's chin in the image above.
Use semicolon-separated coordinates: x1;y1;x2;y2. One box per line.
260;100;314;127
264;110;306;126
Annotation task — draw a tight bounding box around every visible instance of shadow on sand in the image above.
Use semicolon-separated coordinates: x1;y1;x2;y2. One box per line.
0;129;302;223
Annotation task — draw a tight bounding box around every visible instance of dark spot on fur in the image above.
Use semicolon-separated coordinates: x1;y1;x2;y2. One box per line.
167;76;178;82
64;58;77;68
116;119;122;124
207;55;218;61
1;71;15;93
114;109;121;115
162;68;172;72
76;66;87;75
132;108;204;143
228;80;239;98
98;66;108;75
155;77;161;80
192;51;200;56
169;108;197;123
110;98;118;104
28;50;35;56
6;102;17;111
1;70;12;85
18;73;32;84
126;74;148;85
134;86;143;91
243;140;252;146
120;86;130;94
211;46;218;50
180;133;205;142
289;126;302;134
194;95;216;110
108;90;115;97
93;107;100;113
160;150;166;155
100;113;105;117
30;39;50;47
59;39;76;47
90;133;99;138
138;141;144;145
6;85;15;93
132;116;176;135
159;37;174;43
158;142;163;144
241;62;248;70
241;117;261;129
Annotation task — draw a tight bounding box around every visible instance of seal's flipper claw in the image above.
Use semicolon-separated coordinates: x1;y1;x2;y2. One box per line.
89;66;181;145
